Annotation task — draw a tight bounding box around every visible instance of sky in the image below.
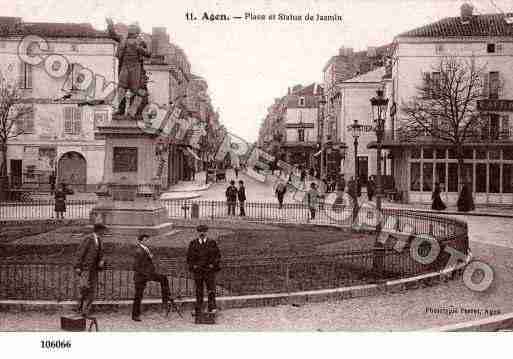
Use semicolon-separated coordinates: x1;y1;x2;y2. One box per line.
4;0;513;142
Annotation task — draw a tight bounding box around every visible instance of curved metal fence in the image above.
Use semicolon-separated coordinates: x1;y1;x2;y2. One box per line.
0;200;469;301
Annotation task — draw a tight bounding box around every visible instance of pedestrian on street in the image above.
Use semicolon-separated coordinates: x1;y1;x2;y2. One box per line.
186;225;221;320
237;180;246;217
74;223;106;317
131;234;172;321
367;176;376;201
49;171;56;195
307;182;322;220
275;181;287;209
457;183;475;212
54;183;73;220
225;180;238;216
300;167;307;183
234;166;239;178
431;182;447;211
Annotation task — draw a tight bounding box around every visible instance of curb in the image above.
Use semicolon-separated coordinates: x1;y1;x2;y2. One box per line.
384;207;513;219
0;257;470;314
427;312;513;331
159;193;202;200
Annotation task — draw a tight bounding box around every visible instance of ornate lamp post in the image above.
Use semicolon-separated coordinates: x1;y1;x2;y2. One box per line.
370;88;389;275
370;89;389;214
318;96;327;179
348;119;363;189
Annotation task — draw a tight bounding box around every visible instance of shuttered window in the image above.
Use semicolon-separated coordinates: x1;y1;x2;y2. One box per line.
18;62;32;89
63;107;82;134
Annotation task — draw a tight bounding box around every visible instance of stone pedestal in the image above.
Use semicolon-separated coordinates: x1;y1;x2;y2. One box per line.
90;117;174;237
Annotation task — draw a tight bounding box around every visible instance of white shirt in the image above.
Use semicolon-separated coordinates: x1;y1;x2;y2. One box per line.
199;236;207;245
139;243;153;258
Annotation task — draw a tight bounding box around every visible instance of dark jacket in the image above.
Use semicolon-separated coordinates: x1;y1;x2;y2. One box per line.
226;185;238;202
74;234;104;272
133;244;156;280
186;237;221;274
237;186;246;202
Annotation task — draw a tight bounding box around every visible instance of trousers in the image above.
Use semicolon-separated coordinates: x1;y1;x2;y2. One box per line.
194;272;216;312
78;270;98;316
132;273;170;318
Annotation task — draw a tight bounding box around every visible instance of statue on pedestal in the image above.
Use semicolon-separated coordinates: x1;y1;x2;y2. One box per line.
106;18;151;119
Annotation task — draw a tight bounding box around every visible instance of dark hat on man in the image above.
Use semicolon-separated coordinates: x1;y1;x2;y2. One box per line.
197;224;209;233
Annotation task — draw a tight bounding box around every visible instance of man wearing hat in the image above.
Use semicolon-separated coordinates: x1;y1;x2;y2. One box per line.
131;234;172;321
186;225;221;318
74;223;107;317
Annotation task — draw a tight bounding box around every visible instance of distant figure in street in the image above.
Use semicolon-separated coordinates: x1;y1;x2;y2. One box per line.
49;171;56;194
237;180;246;217
74;223;106;317
347;177;359;223
275;181;287;209
457;183;475;212
225;180;238;216
367;176;376;201
131;234;172;321
306;182;322;220
234;166;240;178
54;183;73;220
186;225;221;320
431;182;446;211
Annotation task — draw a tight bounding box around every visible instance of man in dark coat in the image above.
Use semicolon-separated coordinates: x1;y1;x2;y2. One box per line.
74;223;107;317
237;180;246;217
225;180;238;216
131;234;171;321
186;225;221;318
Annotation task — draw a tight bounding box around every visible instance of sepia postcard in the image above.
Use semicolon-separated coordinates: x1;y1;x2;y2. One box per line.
1;0;513;356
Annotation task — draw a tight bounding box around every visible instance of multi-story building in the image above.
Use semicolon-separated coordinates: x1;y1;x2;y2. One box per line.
322;45;390;175
0;17;116;192
385;4;513;204
337;67;392;184
281;83;322;168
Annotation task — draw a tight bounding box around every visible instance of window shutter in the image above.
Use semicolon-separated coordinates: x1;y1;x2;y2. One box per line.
25;106;35;133
25;63;32;89
17;61;24;88
501;115;509;138
64;107;73;133
482;73;489;97
73;107;82;134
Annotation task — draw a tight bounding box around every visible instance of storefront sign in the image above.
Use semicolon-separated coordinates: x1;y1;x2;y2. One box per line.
286;123;314;129
477;100;513;112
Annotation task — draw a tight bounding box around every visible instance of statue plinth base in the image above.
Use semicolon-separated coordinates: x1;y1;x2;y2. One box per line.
91;116;175;238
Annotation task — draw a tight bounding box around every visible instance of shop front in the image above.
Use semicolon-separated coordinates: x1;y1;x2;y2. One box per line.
391;145;513;205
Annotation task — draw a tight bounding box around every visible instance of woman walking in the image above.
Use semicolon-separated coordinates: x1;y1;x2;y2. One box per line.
54;183;73;219
431;182;446;211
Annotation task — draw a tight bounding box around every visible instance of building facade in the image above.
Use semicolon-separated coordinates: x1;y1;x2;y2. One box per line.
386;4;513;204
1;18;116;192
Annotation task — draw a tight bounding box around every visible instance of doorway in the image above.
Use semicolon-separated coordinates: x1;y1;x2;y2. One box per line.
10;159;22;188
57;152;87;192
357;156;368;185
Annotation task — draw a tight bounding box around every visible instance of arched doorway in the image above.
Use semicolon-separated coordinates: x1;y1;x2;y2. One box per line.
57;151;87;192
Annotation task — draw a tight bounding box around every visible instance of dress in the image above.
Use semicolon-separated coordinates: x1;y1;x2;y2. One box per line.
54;190;66;213
431;187;447;210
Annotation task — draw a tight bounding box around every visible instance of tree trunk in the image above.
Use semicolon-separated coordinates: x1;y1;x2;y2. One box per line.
0;142;8;201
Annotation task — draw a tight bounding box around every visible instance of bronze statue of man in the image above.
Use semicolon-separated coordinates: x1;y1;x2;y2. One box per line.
106;19;151;117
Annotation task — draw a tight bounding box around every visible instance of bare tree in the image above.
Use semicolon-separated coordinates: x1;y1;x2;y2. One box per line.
399;57;490;190
0;75;33;199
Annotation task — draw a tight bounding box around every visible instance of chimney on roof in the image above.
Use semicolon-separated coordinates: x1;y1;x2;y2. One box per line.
460;3;473;19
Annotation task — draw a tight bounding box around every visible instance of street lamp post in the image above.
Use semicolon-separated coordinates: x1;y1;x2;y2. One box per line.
318;96;327;179
370;88;389;275
370;88;389;215
349;119;363;190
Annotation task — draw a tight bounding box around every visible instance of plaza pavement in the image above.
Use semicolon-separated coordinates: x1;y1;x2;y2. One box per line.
2;169;513;330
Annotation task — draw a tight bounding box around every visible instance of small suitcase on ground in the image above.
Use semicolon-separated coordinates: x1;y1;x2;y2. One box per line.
61;316;98;331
